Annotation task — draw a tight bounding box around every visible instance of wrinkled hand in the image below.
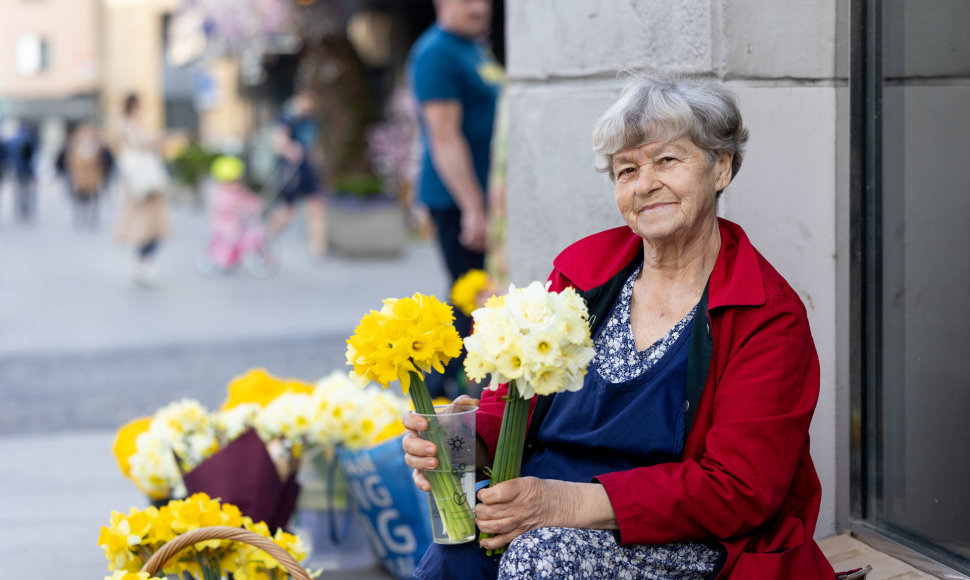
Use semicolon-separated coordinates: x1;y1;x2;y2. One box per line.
475;477;573;550
401;395;479;493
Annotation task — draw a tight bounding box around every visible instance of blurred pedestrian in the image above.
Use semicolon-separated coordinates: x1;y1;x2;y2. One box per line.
267;90;328;258
407;0;503;397
62;122;113;230
115;93;171;287
1;118;39;223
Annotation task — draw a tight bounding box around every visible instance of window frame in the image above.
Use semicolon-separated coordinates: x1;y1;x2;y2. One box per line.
848;1;970;576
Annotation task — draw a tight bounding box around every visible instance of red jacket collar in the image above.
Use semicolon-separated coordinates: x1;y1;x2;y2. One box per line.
551;218;766;310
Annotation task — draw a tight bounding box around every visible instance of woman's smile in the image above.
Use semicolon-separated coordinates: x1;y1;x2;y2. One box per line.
639;201;676;213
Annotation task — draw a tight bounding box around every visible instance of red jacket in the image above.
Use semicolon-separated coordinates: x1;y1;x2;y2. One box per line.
476;219;835;579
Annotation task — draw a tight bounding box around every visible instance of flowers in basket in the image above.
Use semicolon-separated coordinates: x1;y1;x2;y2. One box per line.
463;281;595;553
346;292;475;542
98;492;314;580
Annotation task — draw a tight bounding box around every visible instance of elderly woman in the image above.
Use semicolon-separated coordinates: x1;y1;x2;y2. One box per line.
403;71;836;579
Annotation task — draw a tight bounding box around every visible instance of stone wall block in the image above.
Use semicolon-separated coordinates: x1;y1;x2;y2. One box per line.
507;0;714;80
723;0;837;79
719;86;837;537
504;84;626;284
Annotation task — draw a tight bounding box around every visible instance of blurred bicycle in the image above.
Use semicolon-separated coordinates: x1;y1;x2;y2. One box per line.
197;155;279;278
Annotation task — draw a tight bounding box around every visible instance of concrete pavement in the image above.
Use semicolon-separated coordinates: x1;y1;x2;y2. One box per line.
0;175;448;579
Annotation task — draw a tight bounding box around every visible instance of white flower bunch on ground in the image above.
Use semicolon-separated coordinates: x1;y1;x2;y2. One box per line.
310;370;409;450
253;392;316;446
212;403;261;443
150;398;220;471
464;281;595;399
128;428;186;500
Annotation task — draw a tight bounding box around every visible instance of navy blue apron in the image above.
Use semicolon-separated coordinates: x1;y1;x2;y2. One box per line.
413;323;692;580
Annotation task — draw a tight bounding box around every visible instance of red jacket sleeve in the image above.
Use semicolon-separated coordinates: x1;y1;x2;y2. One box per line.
595;295;820;545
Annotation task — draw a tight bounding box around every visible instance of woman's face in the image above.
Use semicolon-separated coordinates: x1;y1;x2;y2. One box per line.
613;135;732;245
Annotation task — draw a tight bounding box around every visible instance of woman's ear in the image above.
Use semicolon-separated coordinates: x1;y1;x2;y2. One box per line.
714;152;734;191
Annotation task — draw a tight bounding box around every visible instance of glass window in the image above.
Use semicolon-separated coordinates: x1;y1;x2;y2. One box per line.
14;33;48;77
855;0;970;572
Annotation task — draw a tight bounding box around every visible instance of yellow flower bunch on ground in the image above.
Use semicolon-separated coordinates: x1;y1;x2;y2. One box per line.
112;417;153;480
346;293;463;393
98;493;310;580
450;268;490;316
221;368;314;410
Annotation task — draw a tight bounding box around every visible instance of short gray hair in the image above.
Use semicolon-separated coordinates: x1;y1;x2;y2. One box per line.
593;70;749;189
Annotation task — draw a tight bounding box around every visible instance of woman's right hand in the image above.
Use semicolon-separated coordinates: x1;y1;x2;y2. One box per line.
402;395;479;492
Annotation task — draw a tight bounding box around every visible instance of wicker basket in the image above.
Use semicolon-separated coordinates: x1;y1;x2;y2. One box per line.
139;525;312;580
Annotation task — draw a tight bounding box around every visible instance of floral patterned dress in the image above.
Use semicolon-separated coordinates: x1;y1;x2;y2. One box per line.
498;266;722;580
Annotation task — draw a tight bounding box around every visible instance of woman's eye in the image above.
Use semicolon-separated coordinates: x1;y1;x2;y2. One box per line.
659;157;677;165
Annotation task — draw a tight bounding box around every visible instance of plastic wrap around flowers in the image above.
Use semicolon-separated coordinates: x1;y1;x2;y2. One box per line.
98;492;310;580
463;281;595;399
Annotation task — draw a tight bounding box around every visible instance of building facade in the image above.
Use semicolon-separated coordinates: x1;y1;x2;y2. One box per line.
0;0;102;121
501;1;969;576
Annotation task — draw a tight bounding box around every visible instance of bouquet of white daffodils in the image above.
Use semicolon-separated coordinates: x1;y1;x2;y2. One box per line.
463;281;595;554
464;281;594;396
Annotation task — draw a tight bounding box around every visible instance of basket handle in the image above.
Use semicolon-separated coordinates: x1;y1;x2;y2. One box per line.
139;525;312;580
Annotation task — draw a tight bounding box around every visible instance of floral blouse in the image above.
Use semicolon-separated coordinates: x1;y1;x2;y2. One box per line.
591;265;697;383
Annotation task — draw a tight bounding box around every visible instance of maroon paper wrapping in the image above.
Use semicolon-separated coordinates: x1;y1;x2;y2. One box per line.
182;428;299;531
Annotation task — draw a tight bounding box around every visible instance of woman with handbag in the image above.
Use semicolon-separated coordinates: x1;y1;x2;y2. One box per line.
115;92;171;287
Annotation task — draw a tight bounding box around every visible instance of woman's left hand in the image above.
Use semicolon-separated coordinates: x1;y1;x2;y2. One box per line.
476;478;618;550
475;477;563;549
472;477;576;550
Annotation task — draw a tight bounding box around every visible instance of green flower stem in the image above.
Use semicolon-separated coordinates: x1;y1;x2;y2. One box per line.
196;552;220;580
408;371;476;542
480;379;530;556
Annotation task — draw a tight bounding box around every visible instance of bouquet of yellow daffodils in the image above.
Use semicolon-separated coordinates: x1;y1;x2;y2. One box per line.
98;492;312;580
346;293;475;542
463;281;595;553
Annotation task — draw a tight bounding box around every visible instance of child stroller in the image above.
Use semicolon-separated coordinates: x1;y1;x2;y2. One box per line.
198;156;279;278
